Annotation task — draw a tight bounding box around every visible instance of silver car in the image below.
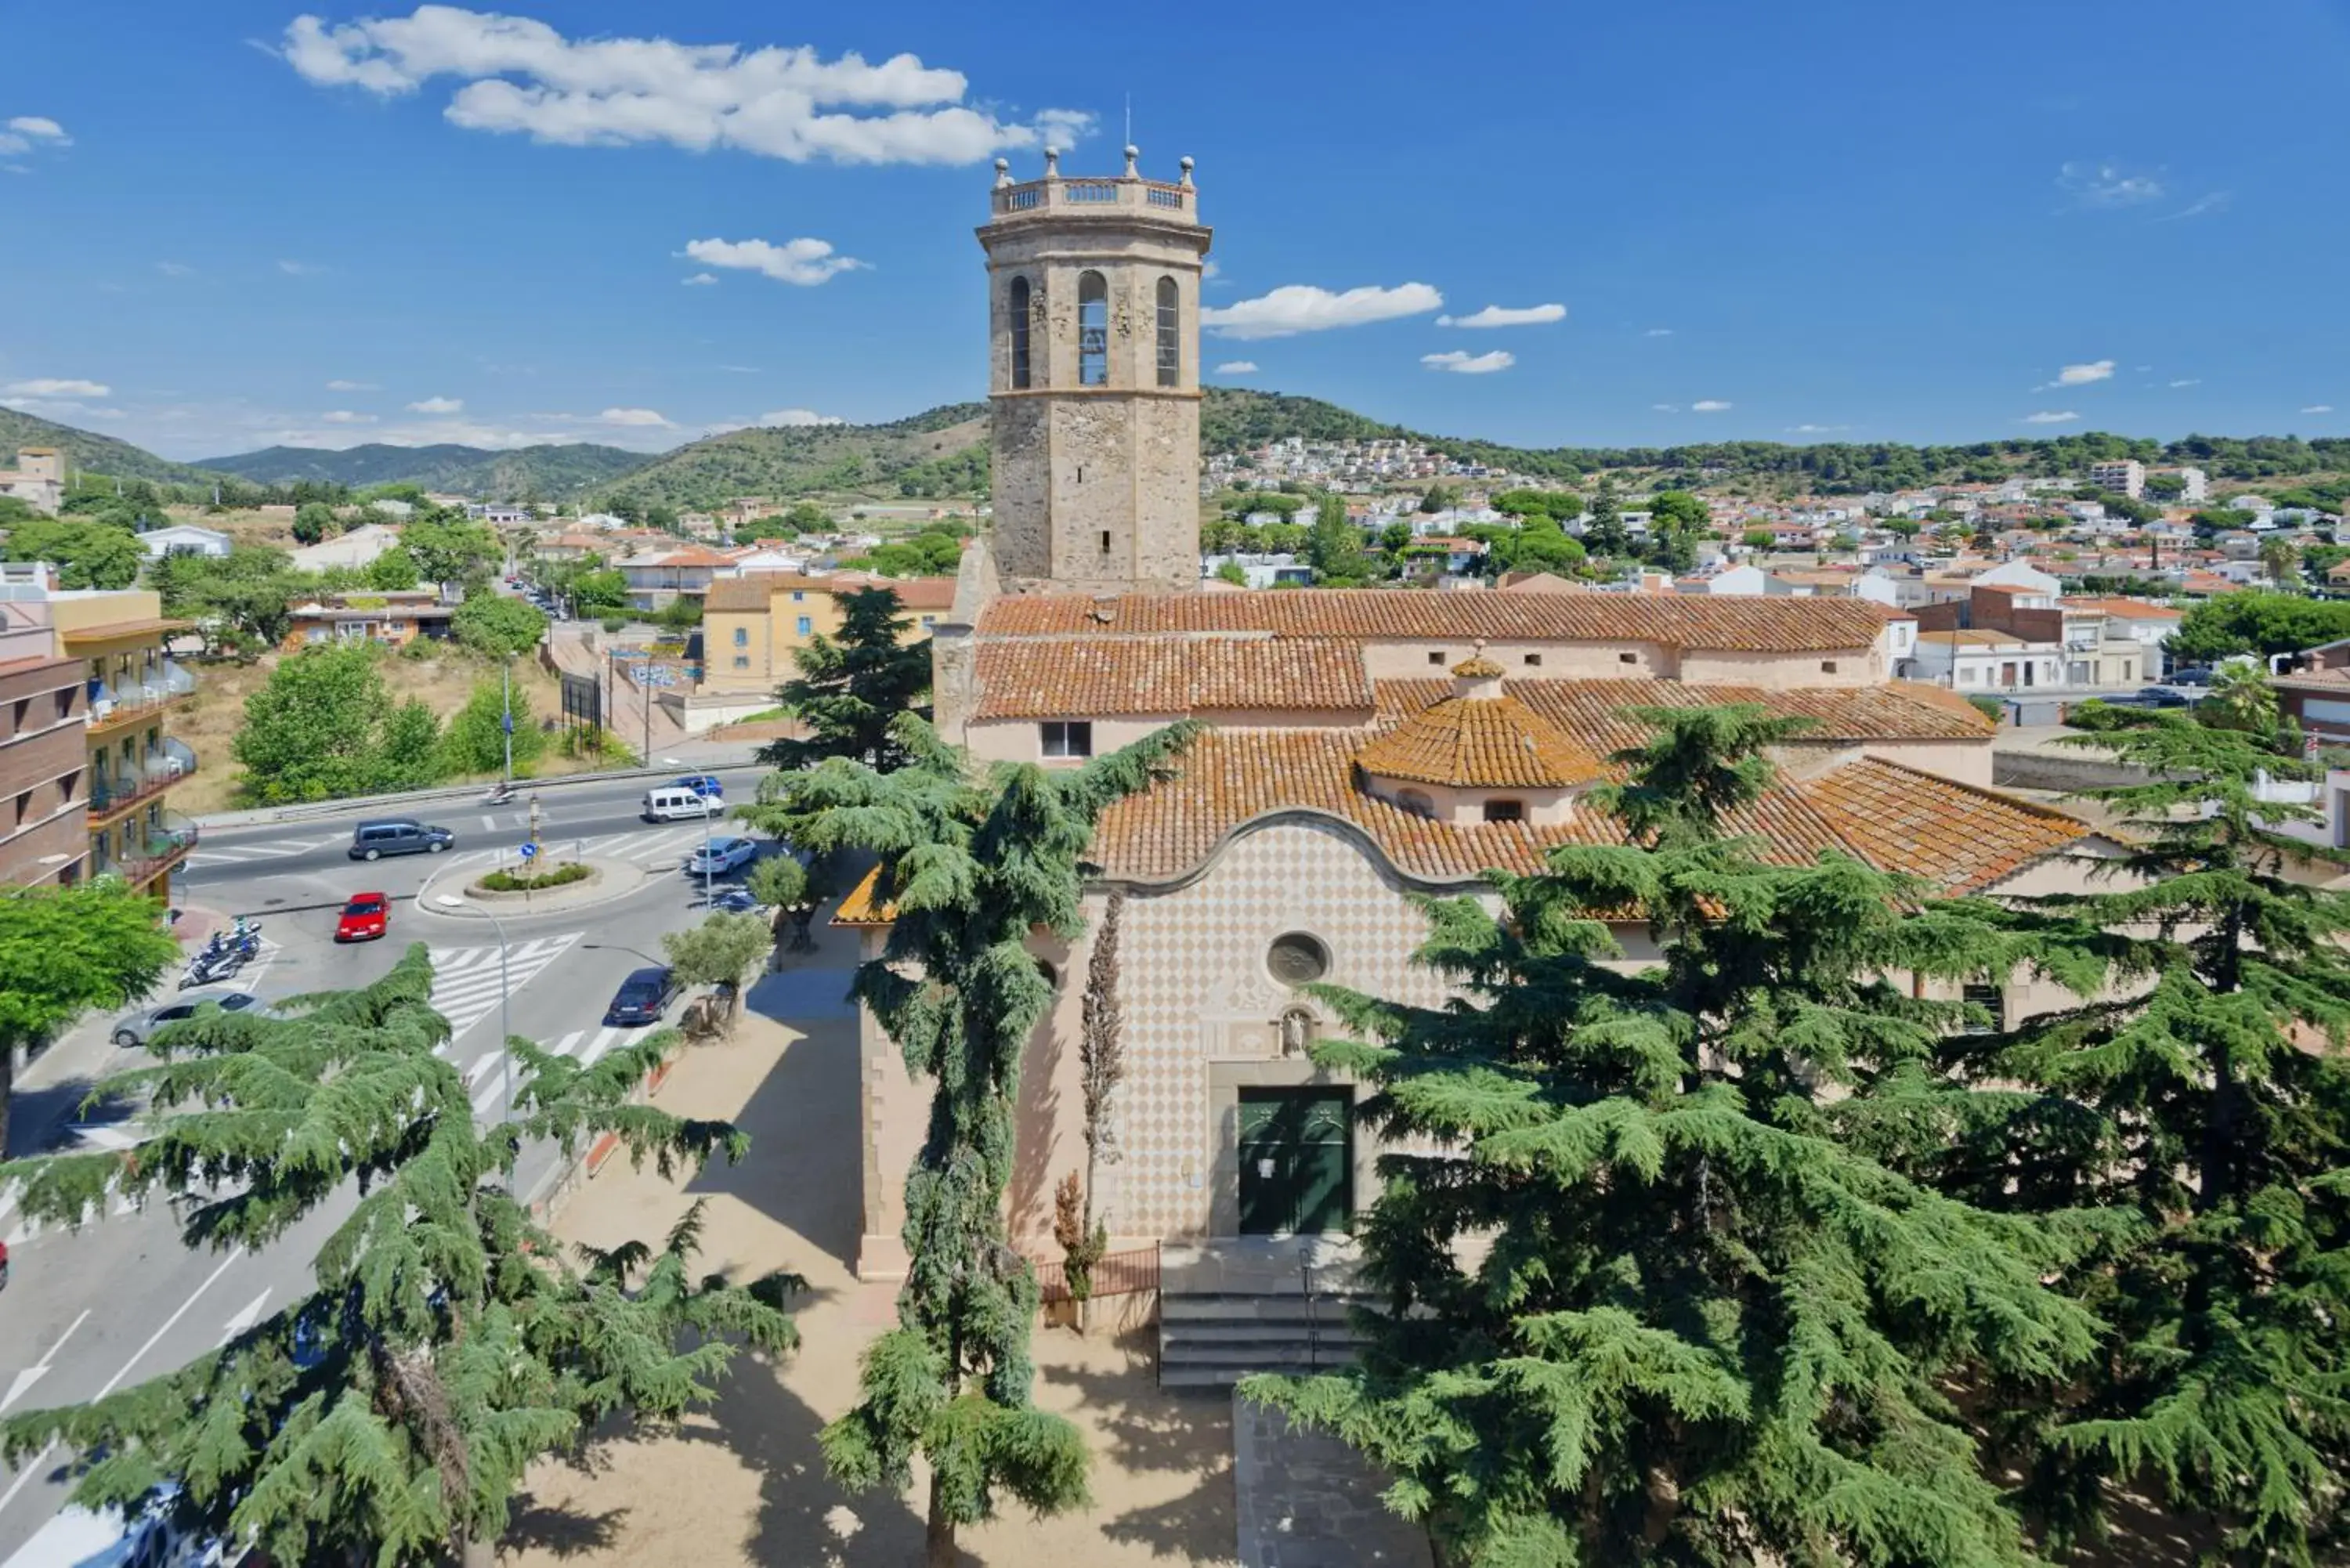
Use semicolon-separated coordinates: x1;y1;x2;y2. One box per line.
113;991;269;1049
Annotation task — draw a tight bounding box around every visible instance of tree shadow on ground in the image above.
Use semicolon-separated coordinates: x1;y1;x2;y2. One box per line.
500;1496;629;1559
685;1008;862;1274
8;1074;118;1154
1038;1324;1238;1562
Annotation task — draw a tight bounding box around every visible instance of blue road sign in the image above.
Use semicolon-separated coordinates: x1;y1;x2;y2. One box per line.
519;842;539;861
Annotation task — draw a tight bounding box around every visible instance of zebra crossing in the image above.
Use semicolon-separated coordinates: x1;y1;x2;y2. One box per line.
448;823;725;869
182;835;338;870
464;1025;640;1118
425;932;583;1046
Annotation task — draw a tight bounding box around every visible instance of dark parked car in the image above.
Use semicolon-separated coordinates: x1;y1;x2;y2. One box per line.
2136;686;2194;708
2167;667;2215;687
604;966;682;1027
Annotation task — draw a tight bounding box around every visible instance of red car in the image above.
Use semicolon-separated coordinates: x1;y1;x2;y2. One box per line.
335;892;391;942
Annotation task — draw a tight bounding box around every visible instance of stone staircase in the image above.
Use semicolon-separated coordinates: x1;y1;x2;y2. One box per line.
1158;1237;1376;1390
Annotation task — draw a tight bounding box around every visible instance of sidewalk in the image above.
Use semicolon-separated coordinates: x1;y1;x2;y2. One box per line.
501;934;1238;1567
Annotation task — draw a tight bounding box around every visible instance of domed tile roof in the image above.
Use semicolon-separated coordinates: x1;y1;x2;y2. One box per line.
1353;661;1603;789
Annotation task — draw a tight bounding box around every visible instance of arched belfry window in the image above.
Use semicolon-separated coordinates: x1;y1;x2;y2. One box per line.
1155;276;1180;387
1078;271;1109;387
1008;276;1032;390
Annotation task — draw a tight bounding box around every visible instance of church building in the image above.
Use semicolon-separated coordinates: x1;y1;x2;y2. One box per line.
839;152;2116;1293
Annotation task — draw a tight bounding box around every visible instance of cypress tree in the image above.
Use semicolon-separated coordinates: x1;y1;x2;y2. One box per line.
1928;707;2350;1559
1243;706;2102;1566
0;945;798;1566
779;714;1196;1567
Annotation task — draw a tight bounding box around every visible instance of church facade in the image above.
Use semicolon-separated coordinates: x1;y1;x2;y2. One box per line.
840;156;2117;1279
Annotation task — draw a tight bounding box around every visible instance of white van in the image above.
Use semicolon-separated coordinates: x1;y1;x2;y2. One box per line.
642;786;724;823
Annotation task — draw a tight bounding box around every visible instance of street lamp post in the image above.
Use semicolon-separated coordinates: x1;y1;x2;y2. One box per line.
435;894;512;1124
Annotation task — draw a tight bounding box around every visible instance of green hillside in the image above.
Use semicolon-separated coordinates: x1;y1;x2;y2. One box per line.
599;404;990;509
193;441;647;500
0;406;217;486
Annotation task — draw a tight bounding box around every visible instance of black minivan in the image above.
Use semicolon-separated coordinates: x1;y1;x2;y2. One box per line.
349;818;456;861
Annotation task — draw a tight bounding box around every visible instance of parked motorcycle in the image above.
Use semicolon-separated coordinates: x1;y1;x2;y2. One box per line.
179;948;244;990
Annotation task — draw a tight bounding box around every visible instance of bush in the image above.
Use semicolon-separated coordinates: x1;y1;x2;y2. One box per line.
600;617;625;634
1966;695;2007;722
475;862;592;893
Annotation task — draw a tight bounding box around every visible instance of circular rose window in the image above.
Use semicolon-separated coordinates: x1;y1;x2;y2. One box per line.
1267;932;1330;987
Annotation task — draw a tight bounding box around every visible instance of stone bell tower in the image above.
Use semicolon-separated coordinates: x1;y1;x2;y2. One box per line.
978;144;1212;594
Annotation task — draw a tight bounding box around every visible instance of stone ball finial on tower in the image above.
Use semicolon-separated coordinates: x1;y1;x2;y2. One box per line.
1043;146;1061;179
1179;155;1195;186
993;157;1011;188
1123;143;1141;179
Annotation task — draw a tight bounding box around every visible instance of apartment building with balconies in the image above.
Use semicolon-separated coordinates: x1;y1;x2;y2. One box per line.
0;564;200;898
0;598;90;887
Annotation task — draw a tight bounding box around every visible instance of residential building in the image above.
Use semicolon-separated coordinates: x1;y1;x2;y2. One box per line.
1909;628;2067;692
138;524;233;559
1200;552;1313;591
2175;467;2210;504
2063;598;2182;677
614;545;737;612
0;447;64;516
284;590;454;651
0;596;92;887
0;566;200;898
699;572;955;697
2088;459;2146;499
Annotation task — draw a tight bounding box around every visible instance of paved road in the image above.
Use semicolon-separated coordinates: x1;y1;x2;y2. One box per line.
0;786;779;1562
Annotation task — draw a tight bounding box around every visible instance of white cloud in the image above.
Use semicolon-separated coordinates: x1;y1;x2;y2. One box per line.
2;378;109;397
326;378;380;391
277;7;1088;165
2041;359;2115;389
407;396;464;414
599;406;672;426
683;236;865;287
1201;261;1220;280
757;408;844;427
1691;399;1733;413
1644;327;1674;338
7;117;67;142
2160;191;2232;222
154;261;195;277
319;410;377;425
1787;423;1851;434
277;259;324;276
1651;403;1682;413
681;272;719;286
2303;405;2335;415
1421;350;1514;375
2057;160;2166;208
1201;282;1441;341
2168;378;2201;388
2023;410;2081;424
1435;302;1566;329
1213;360;1258;375
718;364;761;374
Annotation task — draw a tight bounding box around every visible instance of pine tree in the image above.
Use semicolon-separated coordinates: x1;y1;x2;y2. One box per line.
1927;707;2350;1560
779;714;1197;1567
0;945;799;1566
1243;706;2103;1566
756;586;933;774
1583;475;1628;557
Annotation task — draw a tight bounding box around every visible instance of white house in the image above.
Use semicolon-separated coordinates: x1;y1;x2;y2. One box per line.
2066;598;2182;677
1910;628;2066;692
138;524;231;559
1202;552;1314;590
290;522;403;572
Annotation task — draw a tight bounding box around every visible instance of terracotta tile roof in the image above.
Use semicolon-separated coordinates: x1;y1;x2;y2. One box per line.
2063;597;2182;619
1799;758;2089;893
973;638;1371;719
1370;677;1993;742
703;578;775;612
975;589;1892;652
835;867;895;926
1075;731;2080;892
1353;694;1603;788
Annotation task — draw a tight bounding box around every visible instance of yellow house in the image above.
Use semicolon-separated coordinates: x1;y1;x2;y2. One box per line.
700;573;955;696
49;587;200;899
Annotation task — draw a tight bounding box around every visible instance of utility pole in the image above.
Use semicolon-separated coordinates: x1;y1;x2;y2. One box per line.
501;659;514;785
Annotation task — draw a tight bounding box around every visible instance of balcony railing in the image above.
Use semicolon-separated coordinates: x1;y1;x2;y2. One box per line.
86;661;196;735
117;813;199;887
87;739;197;817
989;176;1196;221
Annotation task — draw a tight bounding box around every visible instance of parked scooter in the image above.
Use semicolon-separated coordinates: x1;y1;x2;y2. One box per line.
179;947;244;990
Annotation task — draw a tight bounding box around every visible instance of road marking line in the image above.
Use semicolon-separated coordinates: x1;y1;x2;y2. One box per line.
0;1250;246;1516
577;1027;626;1068
548;1030;585;1058
479;815;496;832
2;1310;89;1414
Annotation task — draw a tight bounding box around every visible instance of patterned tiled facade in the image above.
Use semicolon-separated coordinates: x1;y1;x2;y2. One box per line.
1106;819;1470;1239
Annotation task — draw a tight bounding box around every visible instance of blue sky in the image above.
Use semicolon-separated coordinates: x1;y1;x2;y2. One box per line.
3;0;2348;461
